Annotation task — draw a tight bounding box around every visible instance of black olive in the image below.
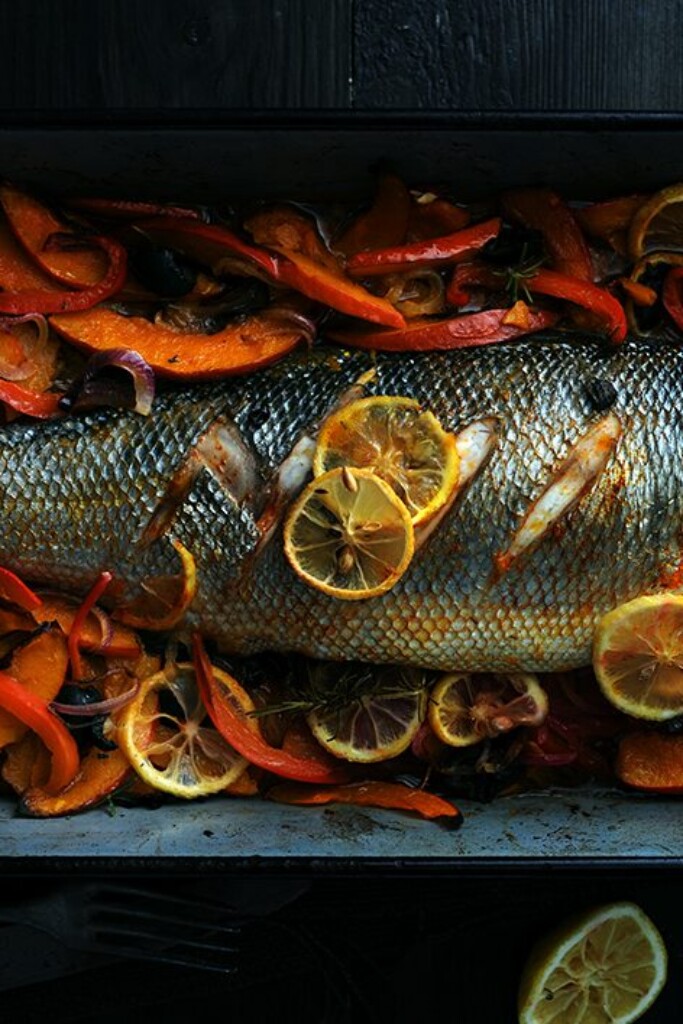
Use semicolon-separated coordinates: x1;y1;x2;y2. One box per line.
56;683;102;710
130;245;197;298
482;226;545;268
585;377;618;411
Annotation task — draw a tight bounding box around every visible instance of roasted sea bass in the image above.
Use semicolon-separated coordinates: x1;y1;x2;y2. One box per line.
1;334;681;672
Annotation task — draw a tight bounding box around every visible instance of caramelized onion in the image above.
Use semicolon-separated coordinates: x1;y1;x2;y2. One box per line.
50;680;139;717
0;314;47;381
60;348;155;416
382;271;445;317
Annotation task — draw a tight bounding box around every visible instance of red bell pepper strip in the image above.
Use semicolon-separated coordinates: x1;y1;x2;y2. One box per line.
447;261;501;306
334;174;411;256
0;235;127;315
0;567;42;611
68;571;113;681
138;218;405;329
0;673;79;793
68;197;202;221
523;269;627;343
447;262;627;342
192;634;350;784
328;307;558;352
346;218;501;277
502;188;593;280
663;267;683;332
267;781;461;824
0;381;62;418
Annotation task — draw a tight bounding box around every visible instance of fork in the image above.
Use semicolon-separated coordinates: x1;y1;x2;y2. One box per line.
0;880;246;973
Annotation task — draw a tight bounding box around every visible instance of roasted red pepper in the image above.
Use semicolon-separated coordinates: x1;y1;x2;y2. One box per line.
0;381;62;418
68;197;202;221
192;634;349;784
268;781;461;824
334;173;411;256
523;269;627;343
68;571;113;681
0;672;79;793
502;188;593;280
346;218;501;277
0;234;127;315
138;217;404;329
329;307;558;352
0;567;42;611
663;267;683;332
447;261;627;342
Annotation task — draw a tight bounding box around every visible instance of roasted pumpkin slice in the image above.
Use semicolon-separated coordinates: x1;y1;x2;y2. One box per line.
50;306;308;380
0;627;68;748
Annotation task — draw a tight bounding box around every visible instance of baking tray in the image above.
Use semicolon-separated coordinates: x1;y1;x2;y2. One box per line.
0;113;681;874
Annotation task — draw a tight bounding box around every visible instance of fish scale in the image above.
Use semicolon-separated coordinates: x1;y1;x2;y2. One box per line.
0;334;682;672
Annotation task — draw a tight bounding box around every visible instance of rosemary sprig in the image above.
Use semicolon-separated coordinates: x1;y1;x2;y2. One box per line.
492;244;546;305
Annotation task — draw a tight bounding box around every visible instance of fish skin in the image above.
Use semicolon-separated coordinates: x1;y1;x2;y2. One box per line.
0;335;682;672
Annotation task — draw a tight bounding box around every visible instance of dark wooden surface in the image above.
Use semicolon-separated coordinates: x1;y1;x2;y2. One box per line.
0;0;680;115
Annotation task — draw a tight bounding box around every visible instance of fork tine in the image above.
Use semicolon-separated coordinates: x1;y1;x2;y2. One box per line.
87;885;238;917
89;905;242;936
89;924;241;957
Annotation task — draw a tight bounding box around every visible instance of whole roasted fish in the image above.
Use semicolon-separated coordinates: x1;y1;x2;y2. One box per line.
1;334;682;672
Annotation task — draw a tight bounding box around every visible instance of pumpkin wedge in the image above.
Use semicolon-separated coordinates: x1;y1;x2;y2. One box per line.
50;306;308;380
0;627;68;748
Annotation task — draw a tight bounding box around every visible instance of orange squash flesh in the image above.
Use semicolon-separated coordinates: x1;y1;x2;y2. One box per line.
0;184;109;287
2;732;52;793
0;216;63;292
21;746;132;816
50;307;306;380
0;627;68;748
616;731;683;794
32;595;141;658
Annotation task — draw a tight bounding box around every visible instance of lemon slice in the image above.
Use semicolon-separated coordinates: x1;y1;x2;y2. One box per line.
115;663;248;798
306;663;427;762
593;594;683;720
283;466;414;600
428;671;548;747
313;396;459;526
518;901;668;1024
628;182;683;259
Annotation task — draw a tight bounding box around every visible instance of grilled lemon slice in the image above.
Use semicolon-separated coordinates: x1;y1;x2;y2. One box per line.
283;466;414;600
518;901;668;1024
593;594;683;720
429;671;548;747
116;664;247;798
313;396;458;526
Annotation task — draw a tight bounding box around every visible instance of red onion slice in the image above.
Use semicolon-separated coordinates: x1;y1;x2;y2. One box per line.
61;348;155;416
50;680;139;717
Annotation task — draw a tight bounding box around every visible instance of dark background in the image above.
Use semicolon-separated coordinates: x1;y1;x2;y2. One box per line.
0;1;682;1021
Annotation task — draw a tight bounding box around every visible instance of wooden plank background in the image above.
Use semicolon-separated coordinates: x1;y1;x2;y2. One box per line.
0;0;680;114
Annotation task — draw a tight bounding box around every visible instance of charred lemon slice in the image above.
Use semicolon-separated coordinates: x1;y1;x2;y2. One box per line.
283;466;414;600
306;663;427;762
115;663;247;798
518;901;668;1024
628;182;683;259
593;594;683;720
428;671;548;747
313;396;458;526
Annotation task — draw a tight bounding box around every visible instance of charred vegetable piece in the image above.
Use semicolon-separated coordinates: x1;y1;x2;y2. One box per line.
0;184;110;287
129;243;197;297
192;634;350;784
21;746;133;816
502;188;593;280
346;218;502;277
327;307;559;352
575;195;646;255
334;173;411;256
267;781;461;824
0;672;79;793
50;305;311;380
0;627;69;748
